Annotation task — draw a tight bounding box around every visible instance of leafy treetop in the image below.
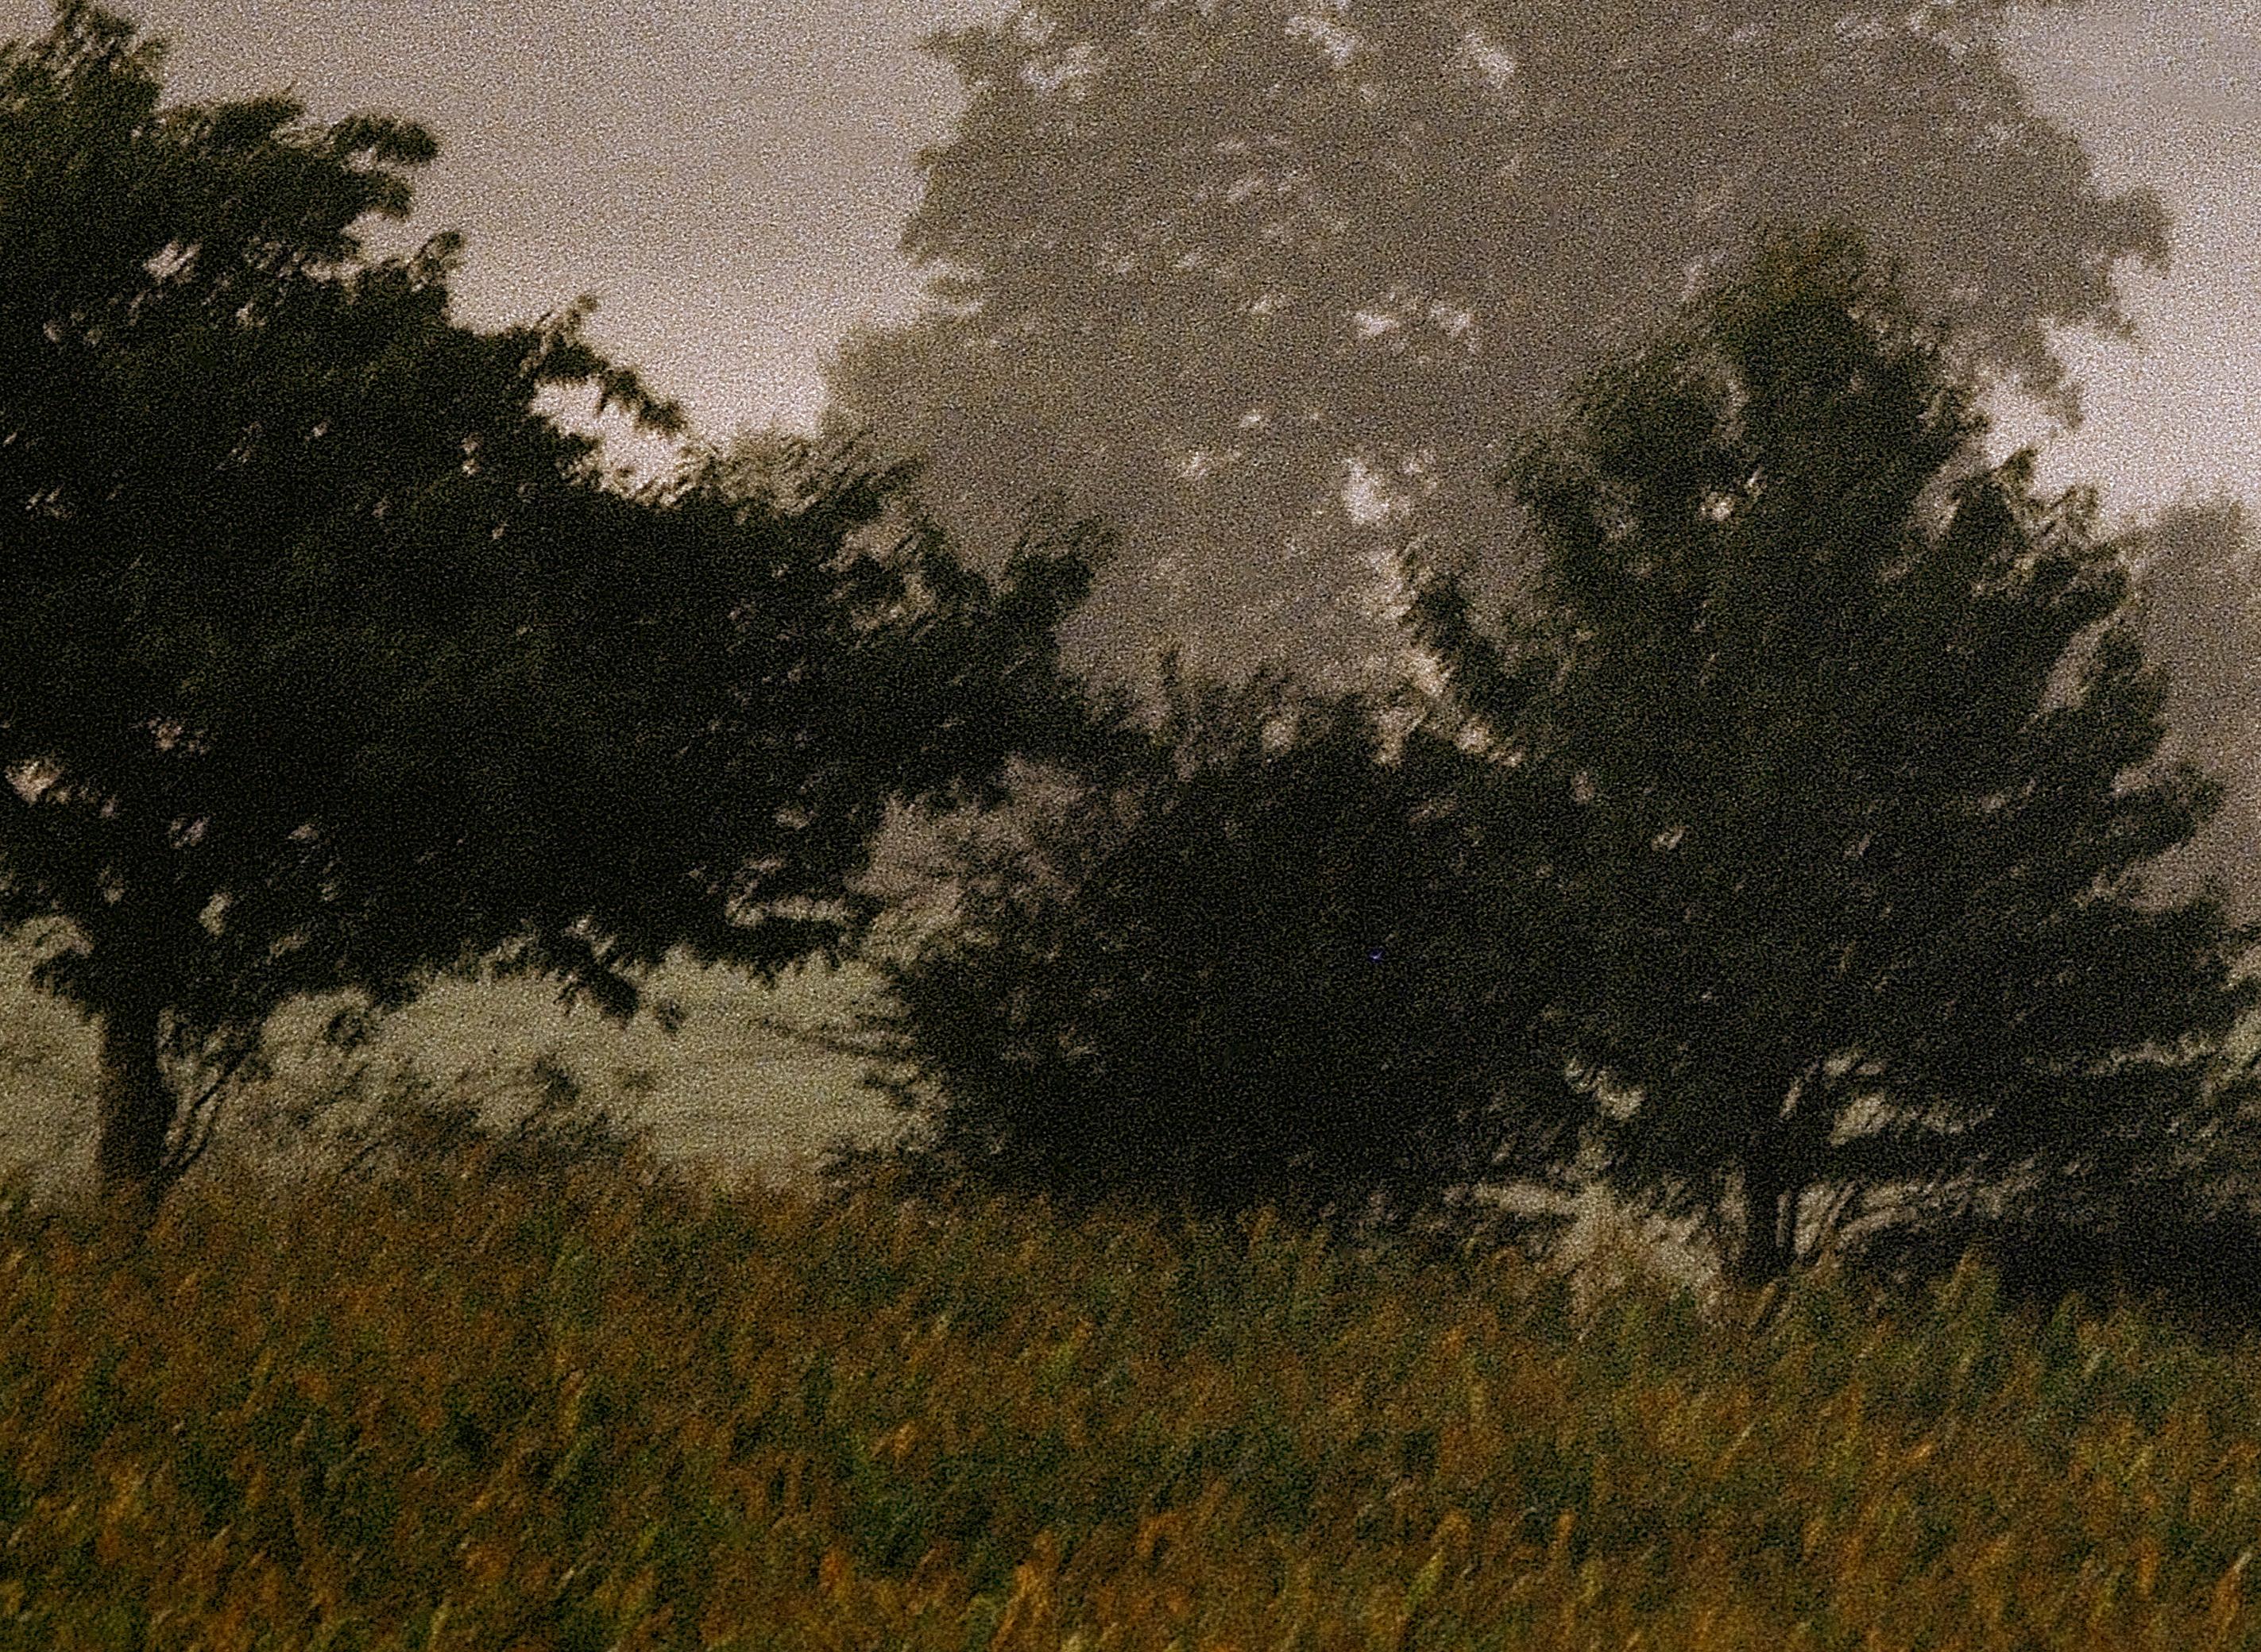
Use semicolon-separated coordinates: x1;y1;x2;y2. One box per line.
829;0;2169;702
0;2;1097;1214
1403;226;2258;1282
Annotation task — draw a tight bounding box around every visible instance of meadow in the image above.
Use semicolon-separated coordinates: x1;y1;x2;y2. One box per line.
9;931;2261;1649
0;934;900;1198
4;1140;2261;1650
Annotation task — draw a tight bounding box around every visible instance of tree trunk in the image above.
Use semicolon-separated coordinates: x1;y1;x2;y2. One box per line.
1734;1141;1799;1288
93;1000;173;1225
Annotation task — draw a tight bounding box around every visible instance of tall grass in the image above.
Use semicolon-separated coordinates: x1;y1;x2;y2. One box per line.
3;1139;2261;1650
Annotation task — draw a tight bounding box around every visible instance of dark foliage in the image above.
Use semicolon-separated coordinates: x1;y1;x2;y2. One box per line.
1401;223;2261;1283
835;658;1583;1233
1845;1195;2261;1337
0;5;1095;1219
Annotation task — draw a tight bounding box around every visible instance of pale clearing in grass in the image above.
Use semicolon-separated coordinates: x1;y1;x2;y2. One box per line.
0;932;900;1198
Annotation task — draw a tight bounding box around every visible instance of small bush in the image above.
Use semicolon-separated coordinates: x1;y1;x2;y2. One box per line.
844;662;1583;1234
234;1046;680;1205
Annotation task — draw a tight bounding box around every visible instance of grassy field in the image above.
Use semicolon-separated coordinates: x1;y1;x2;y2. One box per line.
0;935;902;1197
4;1152;2260;1650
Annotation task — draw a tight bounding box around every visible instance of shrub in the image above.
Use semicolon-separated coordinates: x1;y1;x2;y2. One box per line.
840;661;1582;1233
229;1046;681;1206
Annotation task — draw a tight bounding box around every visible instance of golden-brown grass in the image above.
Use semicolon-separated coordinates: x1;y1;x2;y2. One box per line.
2;1147;2259;1650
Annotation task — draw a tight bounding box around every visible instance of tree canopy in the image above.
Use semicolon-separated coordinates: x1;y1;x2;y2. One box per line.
1405;226;2258;1283
827;0;2169;704
0;3;1096;1218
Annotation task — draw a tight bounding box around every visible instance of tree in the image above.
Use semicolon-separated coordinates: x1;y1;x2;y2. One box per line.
1402;226;2258;1286
0;5;1096;1221
2125;498;2261;920
826;0;2168;704
837;658;1583;1232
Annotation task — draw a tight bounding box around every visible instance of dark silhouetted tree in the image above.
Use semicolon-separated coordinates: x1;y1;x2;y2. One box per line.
828;0;2167;703
1403;226;2258;1286
839;659;1583;1233
0;5;1096;1222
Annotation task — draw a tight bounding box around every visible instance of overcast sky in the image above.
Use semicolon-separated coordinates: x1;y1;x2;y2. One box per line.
3;0;2254;528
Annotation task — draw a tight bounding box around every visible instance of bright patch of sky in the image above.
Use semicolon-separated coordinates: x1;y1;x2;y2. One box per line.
1994;2;2261;527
